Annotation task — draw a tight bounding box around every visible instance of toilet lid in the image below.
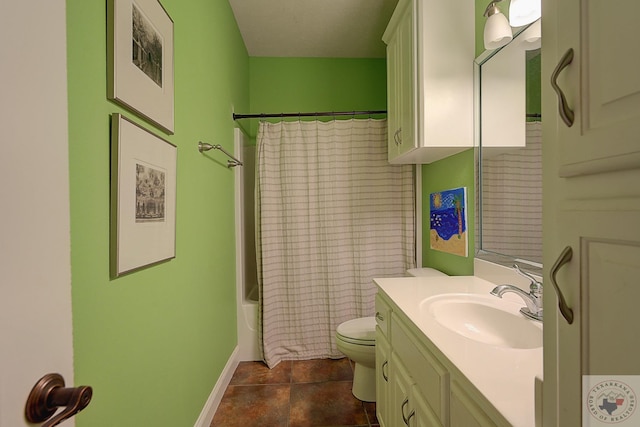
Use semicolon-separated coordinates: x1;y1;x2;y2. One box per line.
336;317;376;344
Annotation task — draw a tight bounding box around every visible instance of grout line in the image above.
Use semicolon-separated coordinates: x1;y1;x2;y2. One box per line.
362;401;372;427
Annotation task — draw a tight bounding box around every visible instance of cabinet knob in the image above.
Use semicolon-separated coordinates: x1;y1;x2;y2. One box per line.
375;312;385;322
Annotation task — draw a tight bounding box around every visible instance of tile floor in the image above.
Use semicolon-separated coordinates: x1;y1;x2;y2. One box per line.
211;358;379;427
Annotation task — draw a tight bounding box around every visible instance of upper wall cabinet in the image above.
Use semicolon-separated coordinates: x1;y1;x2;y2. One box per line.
383;0;475;164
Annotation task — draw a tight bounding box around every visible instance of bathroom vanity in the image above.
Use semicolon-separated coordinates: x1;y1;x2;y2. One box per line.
374;276;542;427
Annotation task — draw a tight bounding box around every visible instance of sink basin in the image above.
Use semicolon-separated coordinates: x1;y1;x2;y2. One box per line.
420;294;542;349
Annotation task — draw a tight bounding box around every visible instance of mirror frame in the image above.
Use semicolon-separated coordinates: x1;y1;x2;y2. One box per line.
473;21;542;276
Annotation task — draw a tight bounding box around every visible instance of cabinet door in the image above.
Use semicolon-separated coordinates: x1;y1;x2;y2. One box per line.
551;206;640;426
390;354;414;427
385;0;415;162
386;28;401;159
412;386;443;427
552;0;640;178
396;1;415;158
376;329;391;427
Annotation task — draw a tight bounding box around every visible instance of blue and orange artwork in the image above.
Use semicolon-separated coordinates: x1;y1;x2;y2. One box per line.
430;187;468;257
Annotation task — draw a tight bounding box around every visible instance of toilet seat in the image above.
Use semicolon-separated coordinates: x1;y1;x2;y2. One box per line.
336;317;376;345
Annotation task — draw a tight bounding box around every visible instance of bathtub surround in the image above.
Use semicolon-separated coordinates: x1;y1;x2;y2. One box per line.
256;119;415;367
234;129;261;362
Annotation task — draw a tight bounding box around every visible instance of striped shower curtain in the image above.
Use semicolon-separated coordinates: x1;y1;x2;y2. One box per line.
255;118;415;368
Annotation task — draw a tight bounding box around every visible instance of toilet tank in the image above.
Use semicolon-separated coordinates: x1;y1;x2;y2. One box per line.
406;268;448;277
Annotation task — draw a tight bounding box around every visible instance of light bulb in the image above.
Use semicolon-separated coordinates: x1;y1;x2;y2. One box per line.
509;0;542;27
522;19;541;50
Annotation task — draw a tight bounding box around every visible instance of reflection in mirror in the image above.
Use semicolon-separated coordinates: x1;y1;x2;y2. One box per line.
476;21;542;271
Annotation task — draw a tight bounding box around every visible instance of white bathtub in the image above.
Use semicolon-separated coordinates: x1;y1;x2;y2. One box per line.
234;128;261;361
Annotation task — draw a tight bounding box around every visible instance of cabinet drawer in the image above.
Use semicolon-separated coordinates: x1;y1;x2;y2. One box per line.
375;293;391;338
391;313;449;424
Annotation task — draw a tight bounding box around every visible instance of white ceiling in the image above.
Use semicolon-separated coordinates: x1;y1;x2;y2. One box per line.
228;0;399;58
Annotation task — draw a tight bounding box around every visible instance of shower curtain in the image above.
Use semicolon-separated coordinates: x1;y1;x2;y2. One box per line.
255;118;415;368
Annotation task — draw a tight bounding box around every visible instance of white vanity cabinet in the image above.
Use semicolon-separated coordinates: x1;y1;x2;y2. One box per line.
376;291;509;427
382;0;474;164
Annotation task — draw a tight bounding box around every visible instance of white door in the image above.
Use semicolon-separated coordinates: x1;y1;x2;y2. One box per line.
543;0;640;425
0;1;75;426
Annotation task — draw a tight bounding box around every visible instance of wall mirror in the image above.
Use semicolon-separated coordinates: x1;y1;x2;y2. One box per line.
475;20;542;274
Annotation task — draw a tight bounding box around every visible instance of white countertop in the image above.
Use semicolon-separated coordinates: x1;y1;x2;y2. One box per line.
375;275;542;427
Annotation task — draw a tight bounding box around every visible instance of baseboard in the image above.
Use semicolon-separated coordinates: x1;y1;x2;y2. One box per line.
193;346;240;427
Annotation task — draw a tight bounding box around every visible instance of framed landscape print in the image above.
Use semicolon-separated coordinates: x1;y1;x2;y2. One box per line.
110;113;177;277
108;0;174;134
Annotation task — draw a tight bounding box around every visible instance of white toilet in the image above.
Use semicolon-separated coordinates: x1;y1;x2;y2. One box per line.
336;316;377;402
336;268;448;402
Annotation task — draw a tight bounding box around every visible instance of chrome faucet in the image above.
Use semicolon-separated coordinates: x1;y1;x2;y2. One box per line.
490;264;543;321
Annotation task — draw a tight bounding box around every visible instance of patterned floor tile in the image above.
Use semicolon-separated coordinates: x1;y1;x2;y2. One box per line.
229;360;291;385
289;381;369;427
291;358;353;383
211;384;290;427
212;358;375;427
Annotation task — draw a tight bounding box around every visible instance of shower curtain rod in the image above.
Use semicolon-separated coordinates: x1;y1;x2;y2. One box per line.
232;110;387;120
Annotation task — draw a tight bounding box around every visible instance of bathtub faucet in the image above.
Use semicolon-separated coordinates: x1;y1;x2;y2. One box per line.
490;264;543;321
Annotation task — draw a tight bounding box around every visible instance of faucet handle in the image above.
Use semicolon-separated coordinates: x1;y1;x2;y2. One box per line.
512;264;543;293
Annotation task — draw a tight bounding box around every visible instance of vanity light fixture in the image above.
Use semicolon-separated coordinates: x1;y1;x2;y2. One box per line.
483;0;512;50
508;0;541;27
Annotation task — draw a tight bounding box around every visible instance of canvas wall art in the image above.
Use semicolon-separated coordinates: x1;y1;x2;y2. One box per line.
430;187;468;257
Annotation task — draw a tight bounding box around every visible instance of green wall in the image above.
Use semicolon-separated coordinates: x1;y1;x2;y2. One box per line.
421;149;476;275
66;0;248;425
527;51;542;117
246;57;387;137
